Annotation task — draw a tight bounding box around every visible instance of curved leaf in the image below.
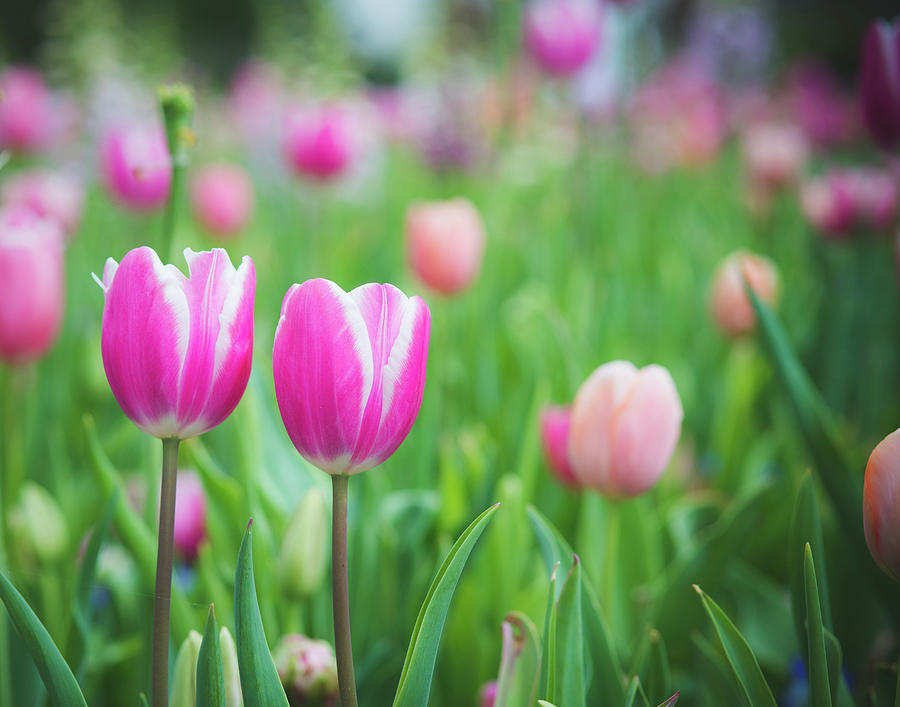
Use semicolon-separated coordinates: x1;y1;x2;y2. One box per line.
556;557;585;707
803;545;832;707
197;606;225;707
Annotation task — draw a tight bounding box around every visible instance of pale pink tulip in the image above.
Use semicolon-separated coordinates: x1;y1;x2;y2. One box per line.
864;428;900;581
172;471;207;561
273;279;430;475
1;170;84;239
100;125;171;211
0;67;53;152
523;0;603;78
741;122;809;190
189;164;254;238
540;405;579;487
405;198;486;295
284;105;354;181
708;251;779;337
0;206;64;363
96;247;255;439
569;361;683;498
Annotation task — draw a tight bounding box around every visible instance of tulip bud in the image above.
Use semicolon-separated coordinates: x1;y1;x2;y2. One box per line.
540;405;579;488
569;361;683;498
1;170;84;239
708;250;779;337
279;487;328;600
190;164;254;239
480;681;498;707
273;634;339;706
284;105;354;181
860;19;900;149
0;67;52;152
523;0;603;78
7;482;68;567
170;630;202;707
864;428;900;581
220;625;243;707
100;124;171;211
172;471;207;562
740;122;808;191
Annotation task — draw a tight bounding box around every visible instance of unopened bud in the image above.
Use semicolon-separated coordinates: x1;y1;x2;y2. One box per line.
170;630;202;707
220;625;243;707
272;634;339;706
8;482;68;566
279;488;328;600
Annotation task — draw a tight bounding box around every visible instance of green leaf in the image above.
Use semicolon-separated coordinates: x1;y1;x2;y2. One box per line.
234;521;289;707
537;702;558;707
656;692;680;707
393;503;500;707
539;563;560;702
631;629;671;705
803;545;832;707
824;630;848;707
555;557;585;707
197;605;225;707
139;693;149;706
624;676;650;707
0;570;87;707
494;612;540;707
694;585;776;707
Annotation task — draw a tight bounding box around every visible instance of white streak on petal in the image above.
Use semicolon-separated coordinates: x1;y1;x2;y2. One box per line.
380;298;418;427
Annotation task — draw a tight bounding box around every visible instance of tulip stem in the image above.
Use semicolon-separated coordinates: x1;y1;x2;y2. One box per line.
152;437;180;707
331;474;358;707
158;84;195;261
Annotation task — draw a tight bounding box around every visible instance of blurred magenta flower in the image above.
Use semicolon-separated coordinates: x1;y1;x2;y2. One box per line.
860;19;900;149
480;681;498;707
228;60;285;141
171;471;206;562
540;405;579;487
96;247;255;439
1;170;84;239
800;173;856;236
273;634;339;706
0;206;64;363
273;279;430;475
0;67;53;152
864;428;900;581
523;0;603;78
786;63;856;147
284;105;354;181
405;198;486;295
708;251;779;337
800;168;898;237
569;361;682;498
100;124;171;211
189;164;254;238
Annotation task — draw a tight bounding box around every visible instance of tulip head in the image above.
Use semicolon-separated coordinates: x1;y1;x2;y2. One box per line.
1;170;84;239
741;122;809;191
190;163;254;238
97;247;255;439
0;206;64;363
480;681;498;707
865;428;900;581
172;471;207;562
100;124;171;211
405;198;486;295
708;250;779;337
569;361;683;498
273;634;339;706
523;0;603;78
273;279;430;476
279;487;328;600
860;19;900;149
0;67;52;152
540;405;579;488
284;105;354;181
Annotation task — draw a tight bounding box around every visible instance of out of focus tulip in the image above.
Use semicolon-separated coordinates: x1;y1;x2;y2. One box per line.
708;251;779;337
800;174;856;236
540;405;579;487
523;0;603;78
569;361;683;498
273;279;430;475
864;428;900;581
190;164;254;238
0;67;52;152
480;681;498;707
849;168;899;228
800;168;898;237
100;124;171;211
279;487;328;599
220;625;243;707
8;482;68;567
172;471;207;562
741;122;809;190
228;60;285;141
284;105;354;181
273;634;339;706
405;198;485;295
860;19;900;149
96;247;255;439
170;630;202;707
1;170;84;238
786;63;856;147
0;206;64;363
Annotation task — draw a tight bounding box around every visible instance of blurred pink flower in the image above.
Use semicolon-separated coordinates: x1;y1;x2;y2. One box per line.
864;428;900;581
800;168;898;237
741;122;809;190
480;681;498;707
284;104;355;181
190;164;254;238
540;405;579;487
708;251;779;337
172;471;207;562
0;67;53;152
100;125;171;211
1;170;84;239
860;19;900;149
523;0;603;78
228;60;285;142
786;63;857;147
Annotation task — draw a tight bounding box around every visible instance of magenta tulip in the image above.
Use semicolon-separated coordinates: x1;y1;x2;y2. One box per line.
2;170;84;239
96;247;255;439
569;361;683;498
860;19;900;149
523;0;603;78
480;681;498;707
273;278;430;475
540;405;579;487
864;428;900;581
284;105;354;181
189;164;254;238
171;471;207;562
0;206;64;363
0;67;52;152
100;125;172;211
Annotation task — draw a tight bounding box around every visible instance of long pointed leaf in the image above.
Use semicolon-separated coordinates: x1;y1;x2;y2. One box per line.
539;564;560;702
197;605;226;707
555;557;585;707
804;544;832;707
625;676;650;707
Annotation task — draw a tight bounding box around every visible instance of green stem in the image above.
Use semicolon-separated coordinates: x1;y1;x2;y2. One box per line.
158;85;195;261
331;474;358;707
152;437;180;707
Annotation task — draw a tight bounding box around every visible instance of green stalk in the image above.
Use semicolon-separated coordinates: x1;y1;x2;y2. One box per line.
152;437;180;707
331;474;358;707
158;84;195;262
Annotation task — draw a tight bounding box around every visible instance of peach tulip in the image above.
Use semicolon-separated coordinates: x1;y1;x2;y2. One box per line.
708;251;779;337
864;428;900;581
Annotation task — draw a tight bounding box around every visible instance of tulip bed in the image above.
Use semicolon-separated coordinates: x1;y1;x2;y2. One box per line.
2;7;900;707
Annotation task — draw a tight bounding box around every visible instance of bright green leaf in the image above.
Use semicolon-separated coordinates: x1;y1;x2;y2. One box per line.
555;557;585;707
197;605;226;707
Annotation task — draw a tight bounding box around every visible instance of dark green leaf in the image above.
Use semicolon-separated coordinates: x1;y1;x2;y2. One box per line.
539;563;559;703
624;676;650;707
197;605;225;707
803;545;832;707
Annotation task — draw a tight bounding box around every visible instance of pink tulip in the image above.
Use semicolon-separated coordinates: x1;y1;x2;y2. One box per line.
800;168;898;237
0;206;64;363
0;67;53;152
273;634;339;704
708;251;779;337
228;60;285;141
1;170;84;239
523;0;603;78
100;125;171;211
569;361;683;498
740;122;809;190
172;471;207;561
864;428;900;581
189;164;254;238
480;681;498;707
405;198;486;295
284;105;354;181
800;174;856;236
273;279;430;475
96;247;255;439
540;405;579;487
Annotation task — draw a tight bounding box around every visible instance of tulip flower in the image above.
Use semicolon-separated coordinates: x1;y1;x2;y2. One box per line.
540;405;579;487
864;428;900;581
0;67;52;152
569;361;683;498
284;105;354;181
0;206;64;363
523;0;603;78
708;251;779;337
100;124;172;211
860;19;900;149
740;122;808;191
405;198;486;295
800;173;856;236
1;169;84;239
274;634;340;706
172;471;207;562
189;164;254;238
480;681;498;707
800;168;898;237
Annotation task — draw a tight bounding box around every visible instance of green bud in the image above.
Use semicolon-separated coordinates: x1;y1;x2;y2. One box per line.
279;488;328;600
170;630;202;707
219;625;243;707
8;482;68;566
